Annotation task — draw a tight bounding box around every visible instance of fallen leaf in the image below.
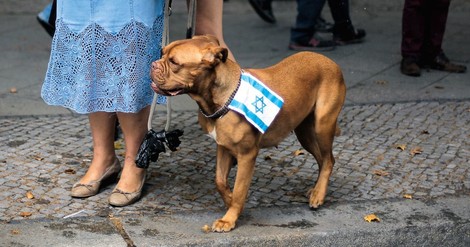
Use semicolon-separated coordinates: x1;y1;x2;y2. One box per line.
11;229;20;235
20;212;32;218
33;155;44;161
201;224;211;233
293;149;305;156
410;146;423;156
373;170;390;176
264;155;272;161
26;191;34;199
376;80;388;85
403;194;413;199
395;144;407;151
114;140;124;150
64;168;76;175
9;87;17;93
364;214;380;222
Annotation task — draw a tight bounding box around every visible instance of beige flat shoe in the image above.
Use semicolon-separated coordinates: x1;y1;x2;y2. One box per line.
71;159;121;198
108;173;146;207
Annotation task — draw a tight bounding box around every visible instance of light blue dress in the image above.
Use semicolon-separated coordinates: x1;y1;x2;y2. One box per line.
42;0;165;114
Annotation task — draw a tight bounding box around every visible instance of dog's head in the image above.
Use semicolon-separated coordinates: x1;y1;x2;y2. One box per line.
150;35;229;96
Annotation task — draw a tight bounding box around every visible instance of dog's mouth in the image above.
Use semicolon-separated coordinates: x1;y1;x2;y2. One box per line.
163;88;185;96
151;82;185;96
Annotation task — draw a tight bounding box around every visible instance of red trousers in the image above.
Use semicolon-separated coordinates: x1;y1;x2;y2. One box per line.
401;0;451;60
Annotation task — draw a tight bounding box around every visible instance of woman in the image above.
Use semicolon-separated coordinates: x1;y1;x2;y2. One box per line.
42;0;166;206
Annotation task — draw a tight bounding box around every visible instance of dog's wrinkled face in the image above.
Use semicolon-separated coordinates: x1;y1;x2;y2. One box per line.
150;35;228;96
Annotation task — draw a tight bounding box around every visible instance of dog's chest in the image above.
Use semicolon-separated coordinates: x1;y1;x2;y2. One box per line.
205;126;217;142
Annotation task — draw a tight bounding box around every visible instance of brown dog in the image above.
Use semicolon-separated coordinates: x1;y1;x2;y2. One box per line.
151;35;346;232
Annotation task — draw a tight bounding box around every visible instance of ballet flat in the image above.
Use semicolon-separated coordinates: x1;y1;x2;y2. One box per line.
108;172;146;207
71;159;121;198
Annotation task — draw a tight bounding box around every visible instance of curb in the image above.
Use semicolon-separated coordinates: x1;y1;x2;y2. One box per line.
2;195;469;246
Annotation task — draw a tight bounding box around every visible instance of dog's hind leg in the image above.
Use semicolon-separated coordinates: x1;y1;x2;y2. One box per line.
294;109;338;208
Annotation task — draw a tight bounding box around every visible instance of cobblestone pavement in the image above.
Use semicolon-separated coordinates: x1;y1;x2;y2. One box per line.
1;101;469;222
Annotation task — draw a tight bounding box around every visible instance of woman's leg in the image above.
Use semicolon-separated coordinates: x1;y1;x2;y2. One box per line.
78;112;117;184
113;106;150;193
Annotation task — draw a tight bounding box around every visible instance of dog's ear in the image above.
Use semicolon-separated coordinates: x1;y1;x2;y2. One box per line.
202;46;228;66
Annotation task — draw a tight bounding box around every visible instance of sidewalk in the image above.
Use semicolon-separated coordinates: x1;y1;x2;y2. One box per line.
1;0;469;246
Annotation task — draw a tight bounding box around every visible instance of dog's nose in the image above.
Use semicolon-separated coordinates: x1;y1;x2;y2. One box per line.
151;61;159;70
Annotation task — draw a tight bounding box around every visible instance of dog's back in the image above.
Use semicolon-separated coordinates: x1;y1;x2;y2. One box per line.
244;51;346;147
247;51;343;89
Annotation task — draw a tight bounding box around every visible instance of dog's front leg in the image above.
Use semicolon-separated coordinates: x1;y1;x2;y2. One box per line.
215;145;235;208
212;151;257;232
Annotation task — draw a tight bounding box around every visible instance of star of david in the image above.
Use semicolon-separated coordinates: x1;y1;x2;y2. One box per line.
252;96;267;114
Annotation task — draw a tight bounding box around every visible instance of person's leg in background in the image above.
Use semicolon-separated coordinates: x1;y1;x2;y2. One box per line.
401;0;466;77
400;0;425;76
289;0;336;51
248;0;276;24
315;14;334;33
421;0;448;61
327;0;366;44
248;0;334;30
421;0;466;73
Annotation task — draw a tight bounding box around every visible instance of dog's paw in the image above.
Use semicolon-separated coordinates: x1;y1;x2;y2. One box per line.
309;198;324;209
308;188;325;209
211;219;236;233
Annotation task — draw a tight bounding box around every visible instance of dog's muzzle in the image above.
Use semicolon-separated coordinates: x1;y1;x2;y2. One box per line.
151;60;166;82
150;60;186;96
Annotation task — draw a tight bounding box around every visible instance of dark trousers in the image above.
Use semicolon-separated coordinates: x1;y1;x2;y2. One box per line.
401;0;450;60
290;0;354;43
291;0;326;44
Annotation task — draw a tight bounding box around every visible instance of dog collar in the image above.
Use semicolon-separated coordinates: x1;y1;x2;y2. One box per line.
199;72;242;119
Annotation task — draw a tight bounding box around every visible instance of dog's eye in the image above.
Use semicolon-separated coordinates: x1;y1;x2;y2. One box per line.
169;57;179;66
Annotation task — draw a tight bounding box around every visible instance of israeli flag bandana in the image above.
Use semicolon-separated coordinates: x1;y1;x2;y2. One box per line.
228;71;284;133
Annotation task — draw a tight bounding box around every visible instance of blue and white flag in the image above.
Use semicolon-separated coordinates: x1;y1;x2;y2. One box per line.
228;71;284;133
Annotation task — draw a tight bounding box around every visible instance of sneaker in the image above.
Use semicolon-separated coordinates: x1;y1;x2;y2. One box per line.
289;37;336;51
400;57;421;77
424;52;467;73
